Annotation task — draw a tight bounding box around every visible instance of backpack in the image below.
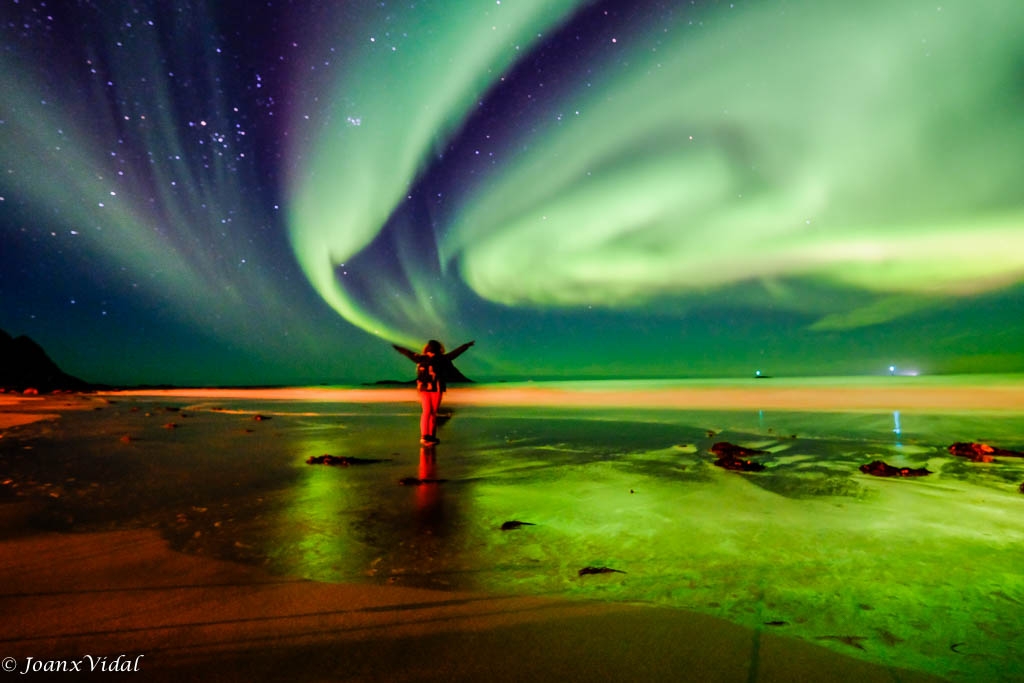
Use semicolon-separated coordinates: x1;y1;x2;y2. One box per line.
416;357;440;392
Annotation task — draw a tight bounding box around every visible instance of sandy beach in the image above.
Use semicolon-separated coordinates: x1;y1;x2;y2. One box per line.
0;528;943;683
0;394;86;430
2;380;1023;681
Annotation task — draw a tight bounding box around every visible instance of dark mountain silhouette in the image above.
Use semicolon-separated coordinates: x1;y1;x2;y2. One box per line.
366;363;474;387
0;328;92;392
445;364;473;384
367;371;473;387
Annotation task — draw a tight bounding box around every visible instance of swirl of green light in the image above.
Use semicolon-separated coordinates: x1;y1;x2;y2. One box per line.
285;0;590;345
442;0;1024;330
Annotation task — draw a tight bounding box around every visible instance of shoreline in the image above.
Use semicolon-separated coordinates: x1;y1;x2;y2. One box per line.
100;379;1024;412
4;379;1023;432
0;394;104;430
0;527;942;682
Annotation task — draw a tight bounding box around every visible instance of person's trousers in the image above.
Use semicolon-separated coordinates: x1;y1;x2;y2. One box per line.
419;390;443;437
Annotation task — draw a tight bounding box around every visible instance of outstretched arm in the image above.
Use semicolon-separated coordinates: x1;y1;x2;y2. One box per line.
392;344;419;362
445;340;475;360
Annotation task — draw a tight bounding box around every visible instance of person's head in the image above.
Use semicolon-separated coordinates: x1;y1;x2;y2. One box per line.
423;339;444;355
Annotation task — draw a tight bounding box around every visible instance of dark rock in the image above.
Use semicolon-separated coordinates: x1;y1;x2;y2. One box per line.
711;442;767;458
306;454;389;466
948;442;1024;462
859;460;931;477
713;457;766;472
578;566;627;576
710;442;767;471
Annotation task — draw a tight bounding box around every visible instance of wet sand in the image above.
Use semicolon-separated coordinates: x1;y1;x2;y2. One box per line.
0;394;96;430
3;381;1021;681
0;528;942;682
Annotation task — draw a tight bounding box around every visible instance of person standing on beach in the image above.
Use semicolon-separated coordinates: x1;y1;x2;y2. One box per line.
392;339;474;445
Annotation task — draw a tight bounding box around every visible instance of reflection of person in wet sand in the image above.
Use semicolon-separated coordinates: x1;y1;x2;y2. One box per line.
416;445;441;516
392;339;474;445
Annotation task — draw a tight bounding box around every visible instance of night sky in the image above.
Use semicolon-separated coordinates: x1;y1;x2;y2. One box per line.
2;0;1023;387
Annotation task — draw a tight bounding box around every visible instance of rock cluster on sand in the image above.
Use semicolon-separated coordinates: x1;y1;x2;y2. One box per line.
306;454;389;466
859;460;931;477
947;441;1024;462
710;442;767;472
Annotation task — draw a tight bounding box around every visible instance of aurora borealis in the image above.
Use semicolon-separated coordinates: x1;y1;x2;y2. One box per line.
2;0;1023;386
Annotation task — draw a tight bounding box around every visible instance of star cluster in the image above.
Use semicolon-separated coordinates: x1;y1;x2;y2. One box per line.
2;0;1023;385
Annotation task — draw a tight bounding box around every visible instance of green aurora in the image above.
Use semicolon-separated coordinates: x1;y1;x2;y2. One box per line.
291;0;1024;344
1;0;1023;384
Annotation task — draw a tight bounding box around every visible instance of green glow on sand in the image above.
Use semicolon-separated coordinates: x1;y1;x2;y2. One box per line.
443;0;1024;329
286;1;589;345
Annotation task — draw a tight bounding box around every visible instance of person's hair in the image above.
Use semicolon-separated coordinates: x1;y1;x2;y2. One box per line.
423;339;444;354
